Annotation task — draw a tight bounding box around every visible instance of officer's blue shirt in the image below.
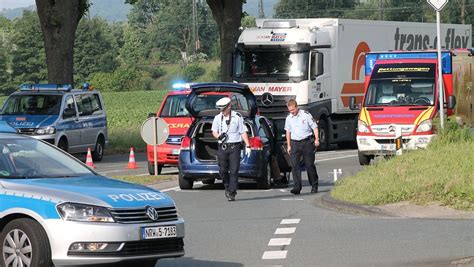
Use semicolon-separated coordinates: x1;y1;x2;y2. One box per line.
212;110;246;143
284;109;317;141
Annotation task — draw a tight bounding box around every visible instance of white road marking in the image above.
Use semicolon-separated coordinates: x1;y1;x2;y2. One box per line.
279;189;287;192
281;198;303;201
136;173;150;176
317;154;357;162
161;187;179;192
275;227;296;235
99;170;125;174
262;251;287;260
268;238;292;246
280;219;300;224
317;149;357;155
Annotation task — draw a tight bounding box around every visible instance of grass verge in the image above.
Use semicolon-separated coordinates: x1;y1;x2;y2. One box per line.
331;120;474;211
112;175;176;186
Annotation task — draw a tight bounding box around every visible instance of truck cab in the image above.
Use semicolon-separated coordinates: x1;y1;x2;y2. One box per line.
354;51;458;165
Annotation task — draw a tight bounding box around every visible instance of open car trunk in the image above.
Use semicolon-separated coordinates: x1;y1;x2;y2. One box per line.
193;122;219;161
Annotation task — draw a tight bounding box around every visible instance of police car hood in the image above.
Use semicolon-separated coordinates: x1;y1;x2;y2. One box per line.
1;176;175;208
0;115;58;128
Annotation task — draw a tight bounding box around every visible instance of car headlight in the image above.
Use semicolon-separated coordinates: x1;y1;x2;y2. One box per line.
57;203;115;223
416;119;432;133
36;126;56;135
357;120;370;133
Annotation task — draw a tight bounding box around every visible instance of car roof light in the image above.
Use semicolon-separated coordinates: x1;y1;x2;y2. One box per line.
20;83;73;91
365;51;451;75
171;82;191;90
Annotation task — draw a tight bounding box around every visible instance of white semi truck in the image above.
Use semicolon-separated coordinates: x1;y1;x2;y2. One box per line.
232;18;471;150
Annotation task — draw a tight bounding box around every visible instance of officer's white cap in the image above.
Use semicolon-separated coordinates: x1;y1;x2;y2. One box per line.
216;97;231;109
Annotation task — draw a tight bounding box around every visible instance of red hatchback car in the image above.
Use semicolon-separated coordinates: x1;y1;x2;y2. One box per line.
147;87;193;174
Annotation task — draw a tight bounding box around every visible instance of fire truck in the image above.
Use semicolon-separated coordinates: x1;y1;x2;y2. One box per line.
351;49;473;165
233;18;471;149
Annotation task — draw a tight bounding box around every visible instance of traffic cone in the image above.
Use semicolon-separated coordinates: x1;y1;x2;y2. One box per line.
127;147;139;169
86;148;95;168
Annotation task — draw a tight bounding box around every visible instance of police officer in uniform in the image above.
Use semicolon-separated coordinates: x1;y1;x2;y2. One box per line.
285;99;320;194
212;97;251;201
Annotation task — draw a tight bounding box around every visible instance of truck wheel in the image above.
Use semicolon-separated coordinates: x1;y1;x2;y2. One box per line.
202;178;215;185
92;136;105;162
179;170;193;189
148;162;162;175
318;119;329;151
58;138;68;152
0;218;52;267
257;162;272;189
358;151;371;165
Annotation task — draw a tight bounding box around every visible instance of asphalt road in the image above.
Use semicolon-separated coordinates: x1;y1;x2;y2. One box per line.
92;150;473;267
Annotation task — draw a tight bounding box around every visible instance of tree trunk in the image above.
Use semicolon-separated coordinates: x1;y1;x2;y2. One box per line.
206;0;243;82
36;0;84;84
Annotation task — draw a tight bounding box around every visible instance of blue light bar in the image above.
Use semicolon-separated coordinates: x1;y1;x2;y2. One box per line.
365;51;452;75
20;84;73;91
171;82;193;91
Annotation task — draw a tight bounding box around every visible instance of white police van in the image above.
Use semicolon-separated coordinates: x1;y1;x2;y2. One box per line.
0;122;185;266
0;84;108;161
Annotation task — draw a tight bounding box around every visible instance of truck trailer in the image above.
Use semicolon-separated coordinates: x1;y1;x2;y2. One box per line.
232;18;471;150
352;49;473;165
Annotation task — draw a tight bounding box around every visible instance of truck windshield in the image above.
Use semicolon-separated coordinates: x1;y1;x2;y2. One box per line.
160;95;190;117
234;50;309;79
364;63;436;107
1;94;62;115
0;136;95;179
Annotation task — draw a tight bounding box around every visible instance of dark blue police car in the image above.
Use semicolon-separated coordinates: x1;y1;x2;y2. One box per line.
178;83;290;190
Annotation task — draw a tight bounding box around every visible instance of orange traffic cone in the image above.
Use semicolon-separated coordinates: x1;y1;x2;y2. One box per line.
127;147;139;169
86;148;95;168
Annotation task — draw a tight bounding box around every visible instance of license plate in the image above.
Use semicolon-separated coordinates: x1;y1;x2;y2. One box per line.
172;149;180;155
381;144;395;150
142;226;177;239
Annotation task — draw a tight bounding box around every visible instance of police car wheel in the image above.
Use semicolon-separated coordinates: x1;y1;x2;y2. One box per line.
58;138;68;152
0;218;52;267
257;161;272;189
92;136;105;162
178;171;193;189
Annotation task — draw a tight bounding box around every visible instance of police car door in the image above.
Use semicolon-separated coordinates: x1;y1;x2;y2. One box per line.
60;95;81;150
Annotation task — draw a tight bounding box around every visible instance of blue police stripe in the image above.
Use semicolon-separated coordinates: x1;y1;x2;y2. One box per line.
0;191;60;219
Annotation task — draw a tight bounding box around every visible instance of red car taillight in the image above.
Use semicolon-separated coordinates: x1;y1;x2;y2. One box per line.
181;136;191;150
249;136;263;150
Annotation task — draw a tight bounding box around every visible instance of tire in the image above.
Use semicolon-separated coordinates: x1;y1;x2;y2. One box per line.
148;162;162;175
57;138;68;152
257;161;272;189
0;218;52;267
178;170;193;189
92;136;105;162
358;151;371;165
318;119;329;151
202;178;215;185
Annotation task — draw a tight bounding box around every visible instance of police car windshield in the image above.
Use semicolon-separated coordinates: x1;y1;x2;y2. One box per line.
0;136;95;179
160;95;190;117
1;94;62;115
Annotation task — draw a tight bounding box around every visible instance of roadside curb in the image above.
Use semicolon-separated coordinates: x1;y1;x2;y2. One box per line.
316;192;396;218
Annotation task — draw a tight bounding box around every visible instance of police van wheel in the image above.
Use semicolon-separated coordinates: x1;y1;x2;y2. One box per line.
148;162;162;175
257;162;272;189
92;136;105;162
358;151;371;165
58;138;68;152
179;171;193;189
0;218;52;267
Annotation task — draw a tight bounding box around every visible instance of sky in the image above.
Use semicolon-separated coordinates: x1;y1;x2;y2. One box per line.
0;0;35;10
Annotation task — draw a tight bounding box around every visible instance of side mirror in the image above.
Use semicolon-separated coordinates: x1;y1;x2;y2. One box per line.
349;96;357;110
447;95;456;109
148;112;157;118
63;107;76;119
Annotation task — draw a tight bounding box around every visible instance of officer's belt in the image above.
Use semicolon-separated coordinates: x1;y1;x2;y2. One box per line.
225;142;241;145
291;136;311;142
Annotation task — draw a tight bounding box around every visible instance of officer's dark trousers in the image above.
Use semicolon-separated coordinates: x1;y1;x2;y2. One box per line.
217;144;241;194
290;139;319;191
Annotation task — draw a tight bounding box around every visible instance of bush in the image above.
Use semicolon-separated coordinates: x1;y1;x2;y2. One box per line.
183;64;205;82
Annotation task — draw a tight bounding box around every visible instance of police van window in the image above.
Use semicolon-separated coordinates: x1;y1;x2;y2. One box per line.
0;95;62;115
161;95;189;117
90;94;103;115
75;94;93;116
0;137;94;179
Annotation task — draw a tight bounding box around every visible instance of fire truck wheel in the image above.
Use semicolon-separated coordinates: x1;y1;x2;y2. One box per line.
148;162;162;175
358;151;372;165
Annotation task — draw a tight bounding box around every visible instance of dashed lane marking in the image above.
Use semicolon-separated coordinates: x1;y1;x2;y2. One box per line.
262;251;288;260
280;219;300;224
274;227;296;235
268;238;292;246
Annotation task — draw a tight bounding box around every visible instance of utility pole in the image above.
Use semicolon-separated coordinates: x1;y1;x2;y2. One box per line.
258;0;265;19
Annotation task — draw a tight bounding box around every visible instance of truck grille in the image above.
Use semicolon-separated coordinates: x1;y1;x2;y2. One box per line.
371;125;415;135
255;95;295;119
109;206;178;224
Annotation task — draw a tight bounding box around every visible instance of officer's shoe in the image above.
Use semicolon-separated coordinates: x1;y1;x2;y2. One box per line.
227;192;236;201
225;190;230;199
311;186;318;193
290;188;300;195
